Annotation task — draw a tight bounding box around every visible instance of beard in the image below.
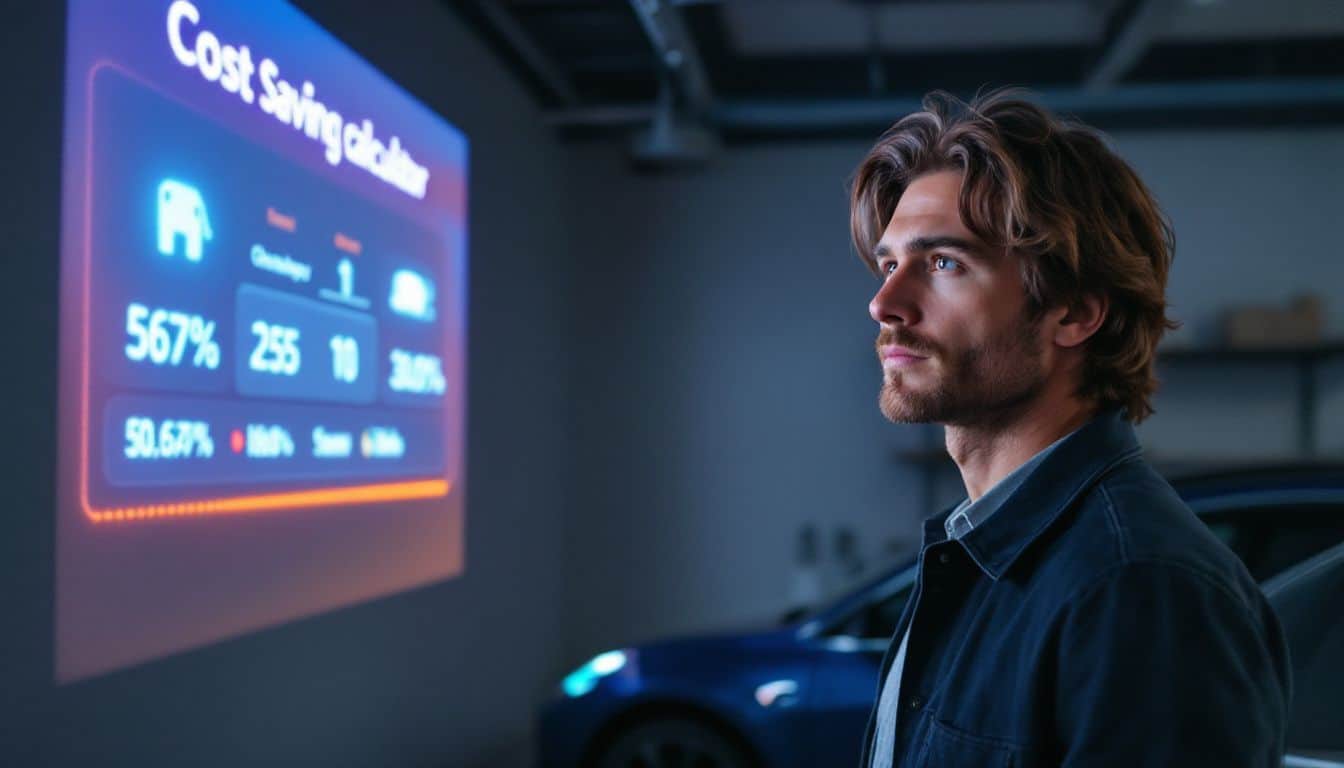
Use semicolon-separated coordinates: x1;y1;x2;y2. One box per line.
877;312;1047;428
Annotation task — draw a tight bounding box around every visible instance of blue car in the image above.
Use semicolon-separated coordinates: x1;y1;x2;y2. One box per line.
538;466;1344;768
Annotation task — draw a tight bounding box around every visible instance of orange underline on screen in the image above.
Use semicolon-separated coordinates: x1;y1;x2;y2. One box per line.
333;232;362;254
266;206;297;232
84;478;450;524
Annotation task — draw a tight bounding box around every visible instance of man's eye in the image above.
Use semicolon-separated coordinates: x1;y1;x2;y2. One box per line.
934;255;960;272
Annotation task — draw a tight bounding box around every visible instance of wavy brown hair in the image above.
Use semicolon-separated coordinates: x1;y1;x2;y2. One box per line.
850;88;1179;423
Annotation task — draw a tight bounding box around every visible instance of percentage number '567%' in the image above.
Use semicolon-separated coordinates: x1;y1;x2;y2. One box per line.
124;302;221;369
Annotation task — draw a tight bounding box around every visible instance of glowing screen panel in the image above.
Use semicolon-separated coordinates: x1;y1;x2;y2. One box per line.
57;0;467;681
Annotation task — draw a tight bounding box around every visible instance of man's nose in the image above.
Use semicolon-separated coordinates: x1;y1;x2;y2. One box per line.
869;265;921;326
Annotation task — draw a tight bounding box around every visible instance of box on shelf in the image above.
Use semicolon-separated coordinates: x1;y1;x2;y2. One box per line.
1220;294;1324;348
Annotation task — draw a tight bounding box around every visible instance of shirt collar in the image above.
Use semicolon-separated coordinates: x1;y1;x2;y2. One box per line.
943;427;1074;540
921;408;1144;581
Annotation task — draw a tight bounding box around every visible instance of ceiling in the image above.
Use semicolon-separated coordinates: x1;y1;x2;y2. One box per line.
449;0;1344;146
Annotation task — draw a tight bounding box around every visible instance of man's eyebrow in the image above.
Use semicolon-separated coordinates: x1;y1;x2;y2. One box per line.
906;235;981;256
873;236;983;262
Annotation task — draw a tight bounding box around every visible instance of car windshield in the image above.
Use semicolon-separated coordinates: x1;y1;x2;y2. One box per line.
1262;541;1344;752
783;555;918;629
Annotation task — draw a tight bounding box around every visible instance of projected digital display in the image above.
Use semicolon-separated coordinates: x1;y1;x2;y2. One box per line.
57;0;467;681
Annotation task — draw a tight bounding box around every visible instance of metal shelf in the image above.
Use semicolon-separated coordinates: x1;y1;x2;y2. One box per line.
1157;341;1344;363
894;447;1344;475
1158;340;1344;455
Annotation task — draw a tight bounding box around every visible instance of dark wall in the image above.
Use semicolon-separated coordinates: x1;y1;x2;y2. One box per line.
561;144;918;663
1;2;574;766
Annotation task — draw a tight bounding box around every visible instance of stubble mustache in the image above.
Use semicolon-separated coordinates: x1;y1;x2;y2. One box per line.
875;327;940;359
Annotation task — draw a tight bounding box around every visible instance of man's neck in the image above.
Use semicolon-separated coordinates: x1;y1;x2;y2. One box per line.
945;396;1098;502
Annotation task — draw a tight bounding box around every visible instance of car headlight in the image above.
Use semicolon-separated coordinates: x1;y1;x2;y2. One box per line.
561;650;632;698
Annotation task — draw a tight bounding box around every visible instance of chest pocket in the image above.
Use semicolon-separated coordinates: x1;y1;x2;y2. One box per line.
916;718;1019;768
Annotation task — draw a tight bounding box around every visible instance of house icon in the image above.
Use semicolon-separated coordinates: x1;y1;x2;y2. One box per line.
156;179;212;261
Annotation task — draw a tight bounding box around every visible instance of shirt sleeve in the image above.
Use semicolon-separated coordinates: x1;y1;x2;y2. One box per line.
1053;560;1291;768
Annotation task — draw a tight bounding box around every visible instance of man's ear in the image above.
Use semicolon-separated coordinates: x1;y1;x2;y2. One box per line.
1053;293;1108;349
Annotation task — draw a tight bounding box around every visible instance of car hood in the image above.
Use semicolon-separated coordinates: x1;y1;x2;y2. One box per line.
637;621;802;656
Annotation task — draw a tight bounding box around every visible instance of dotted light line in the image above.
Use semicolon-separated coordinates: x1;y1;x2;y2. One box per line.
87;478;450;523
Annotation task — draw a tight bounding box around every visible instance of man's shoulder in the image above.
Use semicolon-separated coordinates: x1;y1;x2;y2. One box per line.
1027;459;1262;610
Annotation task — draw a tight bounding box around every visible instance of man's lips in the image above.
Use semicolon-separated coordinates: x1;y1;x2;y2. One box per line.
879;345;929;367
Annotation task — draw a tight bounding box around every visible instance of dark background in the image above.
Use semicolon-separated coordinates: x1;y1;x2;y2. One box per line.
3;1;1343;765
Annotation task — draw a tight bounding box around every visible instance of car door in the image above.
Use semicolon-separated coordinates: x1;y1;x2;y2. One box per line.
1263;541;1344;766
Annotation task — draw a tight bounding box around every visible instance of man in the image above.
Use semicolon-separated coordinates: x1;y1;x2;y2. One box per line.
852;90;1291;767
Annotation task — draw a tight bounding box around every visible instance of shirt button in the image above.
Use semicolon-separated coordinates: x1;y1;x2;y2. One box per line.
909;695;924;711
938;552;951;566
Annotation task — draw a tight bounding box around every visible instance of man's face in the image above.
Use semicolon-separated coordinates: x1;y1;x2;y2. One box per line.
869;170;1050;427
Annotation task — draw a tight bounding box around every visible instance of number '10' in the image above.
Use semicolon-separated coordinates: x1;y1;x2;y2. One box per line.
330;335;359;383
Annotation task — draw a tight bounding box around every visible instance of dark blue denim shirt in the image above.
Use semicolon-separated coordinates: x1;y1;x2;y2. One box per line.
860;409;1292;767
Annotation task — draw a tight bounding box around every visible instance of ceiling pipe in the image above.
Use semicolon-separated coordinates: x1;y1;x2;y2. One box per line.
543;78;1344;133
627;0;719;167
628;0;715;116
466;0;578;106
1086;0;1179;90
711;78;1344;132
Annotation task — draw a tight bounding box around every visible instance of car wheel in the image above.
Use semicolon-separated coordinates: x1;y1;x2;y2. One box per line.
597;717;751;768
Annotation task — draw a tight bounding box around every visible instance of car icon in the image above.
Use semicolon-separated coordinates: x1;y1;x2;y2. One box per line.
389;268;436;321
